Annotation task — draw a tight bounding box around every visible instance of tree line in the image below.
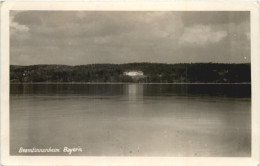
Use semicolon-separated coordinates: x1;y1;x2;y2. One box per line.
10;63;251;83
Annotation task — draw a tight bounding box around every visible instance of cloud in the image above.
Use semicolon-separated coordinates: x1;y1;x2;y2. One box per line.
10;12;30;35
10;11;250;65
179;25;227;47
181;11;249;27
10;21;30;33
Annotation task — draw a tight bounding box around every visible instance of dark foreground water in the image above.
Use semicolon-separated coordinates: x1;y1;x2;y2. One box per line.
10;84;251;156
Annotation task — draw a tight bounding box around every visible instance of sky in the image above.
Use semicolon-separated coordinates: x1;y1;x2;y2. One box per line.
10;11;250;65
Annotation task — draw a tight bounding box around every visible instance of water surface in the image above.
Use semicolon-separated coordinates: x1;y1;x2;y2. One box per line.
10;84;251;156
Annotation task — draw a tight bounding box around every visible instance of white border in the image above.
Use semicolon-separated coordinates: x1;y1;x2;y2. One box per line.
1;1;259;166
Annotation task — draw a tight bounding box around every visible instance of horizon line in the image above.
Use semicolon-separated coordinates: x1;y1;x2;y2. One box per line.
10;82;251;85
10;62;251;66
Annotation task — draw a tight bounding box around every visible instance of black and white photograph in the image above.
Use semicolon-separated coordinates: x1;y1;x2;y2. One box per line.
1;1;260;166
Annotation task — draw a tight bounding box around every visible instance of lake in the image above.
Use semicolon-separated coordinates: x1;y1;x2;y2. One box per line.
10;84;251;156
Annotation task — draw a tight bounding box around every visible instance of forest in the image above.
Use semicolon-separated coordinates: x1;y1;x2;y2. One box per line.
10;63;251;83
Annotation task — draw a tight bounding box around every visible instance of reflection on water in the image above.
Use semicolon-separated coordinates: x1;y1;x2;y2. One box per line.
125;84;144;116
10;84;251;156
126;84;143;100
127;84;143;95
10;83;250;98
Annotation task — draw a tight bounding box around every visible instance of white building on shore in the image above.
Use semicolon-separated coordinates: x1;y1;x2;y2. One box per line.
123;71;144;77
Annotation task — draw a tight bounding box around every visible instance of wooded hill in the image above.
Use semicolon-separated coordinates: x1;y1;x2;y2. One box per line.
10;63;251;83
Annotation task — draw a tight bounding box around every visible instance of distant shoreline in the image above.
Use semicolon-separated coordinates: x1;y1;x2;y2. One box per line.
10;82;251;85
10;63;251;83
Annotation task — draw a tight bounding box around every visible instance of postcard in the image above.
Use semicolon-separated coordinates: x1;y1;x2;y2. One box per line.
1;1;259;166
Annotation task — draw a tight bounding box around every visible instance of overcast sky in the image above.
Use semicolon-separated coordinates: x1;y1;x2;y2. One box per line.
10;11;250;65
